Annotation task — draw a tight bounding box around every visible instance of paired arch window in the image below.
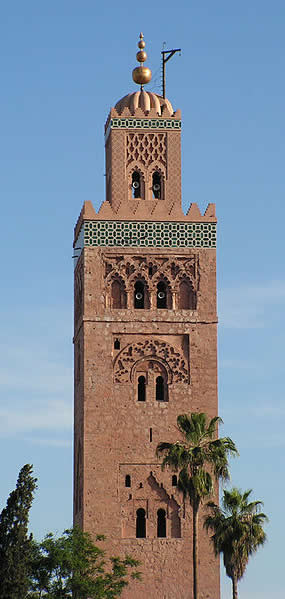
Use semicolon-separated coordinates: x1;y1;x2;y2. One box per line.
136;508;146;538
135;508;167;538
137;374;167;402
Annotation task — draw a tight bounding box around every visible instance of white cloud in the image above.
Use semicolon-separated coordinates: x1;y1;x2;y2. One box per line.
219;280;285;328
0;344;72;395
0;399;72;437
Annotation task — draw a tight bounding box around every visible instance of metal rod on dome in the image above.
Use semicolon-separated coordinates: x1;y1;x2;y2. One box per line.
161;47;181;98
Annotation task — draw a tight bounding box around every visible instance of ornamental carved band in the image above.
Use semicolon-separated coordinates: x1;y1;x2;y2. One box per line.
113;339;189;384
104;254;199;293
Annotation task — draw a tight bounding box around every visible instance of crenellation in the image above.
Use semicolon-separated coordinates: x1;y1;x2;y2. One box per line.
74;36;219;599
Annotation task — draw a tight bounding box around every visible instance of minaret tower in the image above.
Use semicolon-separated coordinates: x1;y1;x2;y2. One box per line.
73;34;219;599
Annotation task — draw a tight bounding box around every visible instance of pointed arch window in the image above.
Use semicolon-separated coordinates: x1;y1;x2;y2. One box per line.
157;281;167;309
157;509;166;538
138;376;146;402
111;280;127;309
134;281;149;309
179;280;196;310
136;508;146;538
152;171;162;199
132;171;141;199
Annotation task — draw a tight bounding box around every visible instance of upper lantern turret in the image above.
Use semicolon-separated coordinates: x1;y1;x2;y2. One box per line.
132;32;152;87
113;33;175;117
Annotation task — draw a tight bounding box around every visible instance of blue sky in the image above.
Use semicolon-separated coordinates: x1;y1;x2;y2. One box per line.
1;2;284;598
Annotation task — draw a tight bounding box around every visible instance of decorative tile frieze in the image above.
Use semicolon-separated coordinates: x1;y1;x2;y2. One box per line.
105;118;181;140
82;220;216;250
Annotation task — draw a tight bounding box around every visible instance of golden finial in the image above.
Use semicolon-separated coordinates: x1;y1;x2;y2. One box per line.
132;33;152;88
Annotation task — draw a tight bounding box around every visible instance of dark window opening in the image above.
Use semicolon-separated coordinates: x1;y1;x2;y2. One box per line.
156;376;165;401
114;338;120;350
148;265;153;276
150;427;152;442
125;475;131;488
157;281;167;309
157;509;166;538
134;281;145;309
152;171;162;199
172;475;178;487
132;171;141;198
138;376;146;401
139;482;143;488
136;508;146;538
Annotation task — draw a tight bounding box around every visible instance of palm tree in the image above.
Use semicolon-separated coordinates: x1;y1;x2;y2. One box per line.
156;412;238;599
204;487;268;599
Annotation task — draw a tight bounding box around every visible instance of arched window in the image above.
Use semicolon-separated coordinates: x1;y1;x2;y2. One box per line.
125;475;131;488
157;281;167;309
152;171;162;199
136;508;146;538
178;280;196;310
172;475;178;487
134;281;149;309
111;280;126;309
132;171;141;198
156;376;165;402
157;508;166;538
138;376;146;402
114;338;120;350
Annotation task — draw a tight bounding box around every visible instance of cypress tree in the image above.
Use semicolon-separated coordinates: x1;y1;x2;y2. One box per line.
0;464;37;599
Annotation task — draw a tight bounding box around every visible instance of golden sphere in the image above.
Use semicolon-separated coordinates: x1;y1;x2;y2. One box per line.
138;39;146;49
136;50;147;63
132;66;152;85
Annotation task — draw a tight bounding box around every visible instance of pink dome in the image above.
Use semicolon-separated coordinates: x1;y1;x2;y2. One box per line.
114;90;174;116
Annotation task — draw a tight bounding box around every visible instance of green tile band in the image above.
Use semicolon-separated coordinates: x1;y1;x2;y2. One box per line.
105;118;181;140
82;220;216;249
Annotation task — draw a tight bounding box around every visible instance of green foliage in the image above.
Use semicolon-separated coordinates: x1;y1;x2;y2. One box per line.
157;413;238;508
28;526;141;599
204;487;268;594
156;412;238;599
0;464;37;599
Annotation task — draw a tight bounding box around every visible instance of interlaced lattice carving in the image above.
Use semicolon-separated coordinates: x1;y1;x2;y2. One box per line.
113;339;189;384
104;254;199;292
126;132;167;169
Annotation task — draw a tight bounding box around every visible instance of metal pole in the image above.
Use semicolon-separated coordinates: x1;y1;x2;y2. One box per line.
161;48;181;98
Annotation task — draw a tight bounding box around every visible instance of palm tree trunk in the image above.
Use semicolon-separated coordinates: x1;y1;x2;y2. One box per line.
192;499;199;599
231;574;238;599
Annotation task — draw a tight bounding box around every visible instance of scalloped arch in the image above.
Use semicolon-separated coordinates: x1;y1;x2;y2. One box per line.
113;339;189;384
